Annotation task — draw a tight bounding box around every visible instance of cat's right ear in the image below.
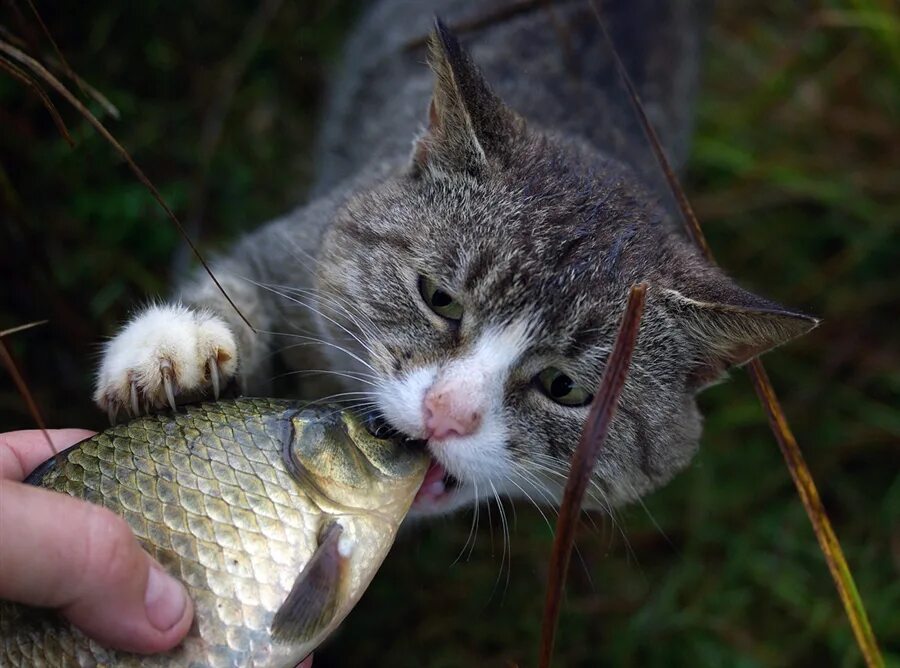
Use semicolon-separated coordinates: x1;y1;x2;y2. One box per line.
411;18;519;176
658;284;819;389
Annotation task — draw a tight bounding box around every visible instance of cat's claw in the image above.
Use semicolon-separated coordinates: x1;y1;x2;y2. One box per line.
130;381;140;416
208;357;220;400
161;362;177;413
94;304;238;418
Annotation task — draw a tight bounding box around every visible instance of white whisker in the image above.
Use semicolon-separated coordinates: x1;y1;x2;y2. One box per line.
259;328;377;375
271;364;381;388
501;471;555;537
489;480;511;597
252;281;380;368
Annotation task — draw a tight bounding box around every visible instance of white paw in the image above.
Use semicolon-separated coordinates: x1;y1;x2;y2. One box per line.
94;304;238;421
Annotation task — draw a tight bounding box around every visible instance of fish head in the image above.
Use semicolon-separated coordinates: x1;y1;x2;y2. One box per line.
267;405;430;654
284;407;429;514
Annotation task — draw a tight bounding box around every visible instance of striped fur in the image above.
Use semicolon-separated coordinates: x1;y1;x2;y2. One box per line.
99;1;816;515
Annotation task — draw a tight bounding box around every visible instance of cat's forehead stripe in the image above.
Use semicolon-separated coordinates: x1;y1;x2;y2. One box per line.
462;248;492;292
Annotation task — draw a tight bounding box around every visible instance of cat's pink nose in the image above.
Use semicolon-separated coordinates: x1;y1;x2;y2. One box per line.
423;389;482;440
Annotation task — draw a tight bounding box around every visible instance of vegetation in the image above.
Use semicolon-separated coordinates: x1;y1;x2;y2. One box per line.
1;1;897;665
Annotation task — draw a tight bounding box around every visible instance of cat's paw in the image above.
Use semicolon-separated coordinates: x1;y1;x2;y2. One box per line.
94;304;238;421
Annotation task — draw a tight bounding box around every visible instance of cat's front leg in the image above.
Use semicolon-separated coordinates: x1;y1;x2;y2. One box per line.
93;304;239;419
93;261;272;419
94;207;326;418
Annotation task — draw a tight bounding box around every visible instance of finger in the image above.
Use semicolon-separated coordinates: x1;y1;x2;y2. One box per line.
0;429;95;480
0;480;193;654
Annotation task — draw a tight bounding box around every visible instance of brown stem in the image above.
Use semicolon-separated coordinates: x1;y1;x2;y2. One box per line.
538;283;646;668
0;54;72;146
0;328;59;465
590;1;883;665
0;38;257;334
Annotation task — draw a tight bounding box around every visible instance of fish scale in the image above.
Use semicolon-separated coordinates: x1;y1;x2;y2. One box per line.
1;398;427;667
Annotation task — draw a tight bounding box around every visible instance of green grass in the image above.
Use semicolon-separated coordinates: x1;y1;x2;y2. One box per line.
1;1;897;666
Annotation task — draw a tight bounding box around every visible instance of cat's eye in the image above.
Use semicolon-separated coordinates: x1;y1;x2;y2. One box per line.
418;276;463;321
536;367;593;407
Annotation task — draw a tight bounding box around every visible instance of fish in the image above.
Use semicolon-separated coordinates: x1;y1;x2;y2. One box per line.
0;397;429;667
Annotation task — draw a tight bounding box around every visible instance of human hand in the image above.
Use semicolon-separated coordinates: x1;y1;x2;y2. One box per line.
0;429;194;654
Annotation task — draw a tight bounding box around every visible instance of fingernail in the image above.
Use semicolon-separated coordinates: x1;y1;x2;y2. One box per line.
144;563;188;631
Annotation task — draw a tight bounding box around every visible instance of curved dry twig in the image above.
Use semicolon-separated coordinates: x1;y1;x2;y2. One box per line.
0;22;119;118
0;321;59;464
0;54;72;146
0;37;256;334
539;283;646;668
589;1;883;665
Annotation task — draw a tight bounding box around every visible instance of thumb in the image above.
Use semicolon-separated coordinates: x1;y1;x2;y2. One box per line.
0;480;193;654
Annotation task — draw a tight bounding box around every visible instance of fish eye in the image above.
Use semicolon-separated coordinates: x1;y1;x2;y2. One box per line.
418;276;463;321
535;367;593;407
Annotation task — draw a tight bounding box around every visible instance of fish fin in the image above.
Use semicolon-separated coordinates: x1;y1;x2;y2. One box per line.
271;520;347;644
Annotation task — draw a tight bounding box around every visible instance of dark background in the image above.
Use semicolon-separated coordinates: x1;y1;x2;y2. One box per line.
1;1;898;666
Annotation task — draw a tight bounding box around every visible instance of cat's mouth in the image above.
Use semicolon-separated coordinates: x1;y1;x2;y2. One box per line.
413;459;460;508
364;409;464;512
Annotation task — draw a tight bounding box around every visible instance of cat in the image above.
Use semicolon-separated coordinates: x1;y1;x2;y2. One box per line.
93;0;816;518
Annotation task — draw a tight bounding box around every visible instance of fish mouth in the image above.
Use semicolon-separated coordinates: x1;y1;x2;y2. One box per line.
363;410;463;512
413;459;461;509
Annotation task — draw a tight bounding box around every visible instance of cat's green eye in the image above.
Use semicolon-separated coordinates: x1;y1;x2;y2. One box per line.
536;367;593;407
418;276;463;321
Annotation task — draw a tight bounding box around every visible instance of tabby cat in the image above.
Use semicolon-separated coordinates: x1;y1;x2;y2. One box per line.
94;0;816;517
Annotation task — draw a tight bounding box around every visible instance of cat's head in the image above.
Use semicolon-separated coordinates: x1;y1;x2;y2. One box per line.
315;21;817;516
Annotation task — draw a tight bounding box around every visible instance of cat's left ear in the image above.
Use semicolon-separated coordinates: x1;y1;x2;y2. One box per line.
659;281;819;387
411;18;520;176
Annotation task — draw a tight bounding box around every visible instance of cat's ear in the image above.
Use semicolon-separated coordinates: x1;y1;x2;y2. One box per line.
659;281;819;387
412;18;518;175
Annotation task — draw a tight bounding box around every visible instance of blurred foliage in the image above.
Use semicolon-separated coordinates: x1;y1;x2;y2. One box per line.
0;1;898;666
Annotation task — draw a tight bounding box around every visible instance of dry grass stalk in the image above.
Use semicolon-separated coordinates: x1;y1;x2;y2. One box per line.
0;37;256;333
589;1;883;665
539;283;647;668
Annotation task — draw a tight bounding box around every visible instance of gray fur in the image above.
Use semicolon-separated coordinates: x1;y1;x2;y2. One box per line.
176;0;816;508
